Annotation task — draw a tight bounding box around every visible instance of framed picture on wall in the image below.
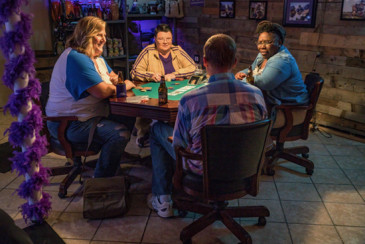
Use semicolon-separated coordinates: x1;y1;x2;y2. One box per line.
341;0;365;20
249;1;267;20
220;0;235;18
283;0;317;27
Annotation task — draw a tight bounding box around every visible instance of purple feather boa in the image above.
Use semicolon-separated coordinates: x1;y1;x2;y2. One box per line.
2;44;36;89
0;0;50;223
21;192;52;224
0;13;33;59
5;105;44;146
10;134;48;176
18;166;50;198
0;0;27;24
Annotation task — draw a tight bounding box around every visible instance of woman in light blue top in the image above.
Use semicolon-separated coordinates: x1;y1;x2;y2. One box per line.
235;21;308;106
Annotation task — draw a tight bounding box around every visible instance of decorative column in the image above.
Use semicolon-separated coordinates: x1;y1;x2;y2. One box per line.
0;0;51;223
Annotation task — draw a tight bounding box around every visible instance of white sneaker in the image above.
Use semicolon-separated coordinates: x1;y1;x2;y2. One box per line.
147;193;173;218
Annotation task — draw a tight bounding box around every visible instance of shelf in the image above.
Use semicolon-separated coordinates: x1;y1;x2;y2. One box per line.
70;20;126;24
104;55;127;60
106;20;126;24
127;13;165;19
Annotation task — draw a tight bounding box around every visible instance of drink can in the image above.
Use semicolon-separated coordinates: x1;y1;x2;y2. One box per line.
116;83;127;97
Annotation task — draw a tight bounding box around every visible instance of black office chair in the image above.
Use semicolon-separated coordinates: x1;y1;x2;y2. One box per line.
173;119;272;244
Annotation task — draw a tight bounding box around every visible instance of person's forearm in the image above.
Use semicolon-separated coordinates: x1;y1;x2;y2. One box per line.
88;82;116;99
175;64;196;78
96;83;116;98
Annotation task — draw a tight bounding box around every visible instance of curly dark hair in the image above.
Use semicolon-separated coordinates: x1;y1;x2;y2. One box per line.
256;21;286;44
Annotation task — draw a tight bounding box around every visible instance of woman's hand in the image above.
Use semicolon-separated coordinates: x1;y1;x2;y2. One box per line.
152;73;161;82
165;73;176;81
124;80;136;90
235;72;246;80
107;72;118;85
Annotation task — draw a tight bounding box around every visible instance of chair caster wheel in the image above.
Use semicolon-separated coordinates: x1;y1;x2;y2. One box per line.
258;216;266;226
58;192;67;198
266;168;275;176
306;168;313;175
178;210;188;217
302;153;309;159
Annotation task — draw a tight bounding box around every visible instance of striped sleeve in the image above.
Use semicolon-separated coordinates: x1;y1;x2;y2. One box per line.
130;46;155;81
173;46;196;78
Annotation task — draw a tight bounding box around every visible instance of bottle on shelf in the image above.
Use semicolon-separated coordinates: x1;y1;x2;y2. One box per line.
110;0;119;20
158;76;168;105
73;0;82;19
87;0;93;16
65;0;75;19
246;65;254;84
116;71;127;97
51;0;62;23
95;0;103;18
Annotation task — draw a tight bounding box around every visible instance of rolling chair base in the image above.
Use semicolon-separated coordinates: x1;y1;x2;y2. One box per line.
266;145;314;176
175;198;269;244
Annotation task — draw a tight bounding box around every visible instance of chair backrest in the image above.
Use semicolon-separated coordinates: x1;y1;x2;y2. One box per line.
272;73;324;142
40;82;50;114
201;119;271;200
301;72;324;138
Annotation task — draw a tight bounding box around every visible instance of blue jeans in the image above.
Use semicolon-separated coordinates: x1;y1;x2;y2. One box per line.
47;115;135;177
150;122;176;196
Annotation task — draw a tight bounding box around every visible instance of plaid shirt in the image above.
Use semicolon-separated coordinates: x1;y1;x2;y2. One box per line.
172;72;268;175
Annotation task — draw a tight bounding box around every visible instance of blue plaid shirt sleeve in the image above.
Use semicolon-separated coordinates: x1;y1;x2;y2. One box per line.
172;99;190;149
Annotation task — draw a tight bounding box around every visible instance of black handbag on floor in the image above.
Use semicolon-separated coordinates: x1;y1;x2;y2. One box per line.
83;176;128;219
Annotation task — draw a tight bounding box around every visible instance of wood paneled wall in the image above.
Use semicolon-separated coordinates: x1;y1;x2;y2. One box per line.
177;0;365;136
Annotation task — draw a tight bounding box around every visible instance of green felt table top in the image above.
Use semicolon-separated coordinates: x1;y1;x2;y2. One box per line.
132;80;206;100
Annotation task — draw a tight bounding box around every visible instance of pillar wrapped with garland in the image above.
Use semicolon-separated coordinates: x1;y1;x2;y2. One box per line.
0;0;51;223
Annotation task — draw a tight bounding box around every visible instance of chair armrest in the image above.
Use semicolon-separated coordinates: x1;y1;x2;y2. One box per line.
273;104;312;142
173;146;184;190
275;104;310;110
43;116;78;122
173;146;203;190
176;147;203;161
44;115;79;160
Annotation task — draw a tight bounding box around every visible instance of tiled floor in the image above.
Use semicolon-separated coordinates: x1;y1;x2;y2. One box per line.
1;113;365;243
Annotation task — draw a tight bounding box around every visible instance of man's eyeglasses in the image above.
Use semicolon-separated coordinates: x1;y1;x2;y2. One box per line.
255;40;275;46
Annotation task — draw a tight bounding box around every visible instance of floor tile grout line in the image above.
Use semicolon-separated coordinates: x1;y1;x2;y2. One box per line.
139;210;153;243
90;218;104;242
331;153;365;196
310;176;345;243
272;173;294;244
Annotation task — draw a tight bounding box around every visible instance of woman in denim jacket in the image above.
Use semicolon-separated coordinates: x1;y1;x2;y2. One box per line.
235;21;308;106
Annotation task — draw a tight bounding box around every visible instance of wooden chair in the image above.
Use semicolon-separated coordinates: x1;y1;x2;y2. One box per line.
39;82;100;198
265;72;324;176
173;119;272;244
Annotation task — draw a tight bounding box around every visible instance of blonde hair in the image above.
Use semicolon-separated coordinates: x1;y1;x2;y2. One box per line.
66;16;106;58
203;34;236;69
